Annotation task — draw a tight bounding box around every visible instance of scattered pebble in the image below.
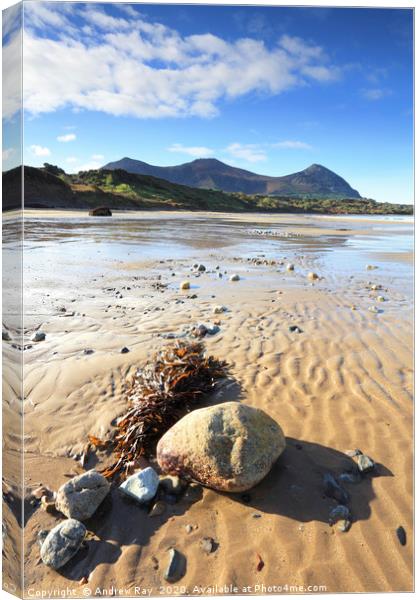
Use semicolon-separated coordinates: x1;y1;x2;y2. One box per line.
289;325;303;334
2;331;11;341
337;519;352;533
84;348;94;355
180;281;190;290
213;305;227;314
164;548;186;583
200;537;217;554
119;467;159;504
159;475;188;496
185;524;193;534
355;453;375;474
37;529;49;548
396;526;407;546
329;505;350;525
366;265;378;270
368;306;379;313
307;272;319;281
345;449;363;458
32;332;46;342
377;296;385;302
40;519;86;570
230;274;240;281
120;347;130;354
286;264;295;271
56;470;110;520
196;264;206;272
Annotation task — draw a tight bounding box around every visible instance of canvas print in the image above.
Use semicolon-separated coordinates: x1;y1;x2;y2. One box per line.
2;1;414;597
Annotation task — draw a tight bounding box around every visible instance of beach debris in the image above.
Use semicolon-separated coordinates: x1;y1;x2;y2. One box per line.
286;264;295;271
370;284;382;291
32;331;46;342
157;401;286;492
120;347;130;354
180;281;190;290
119;467;159;504
366;264;378;270
164;548;186;583
377;296;386;302
149;500;166;517
40;519;86;570
289;325;303;334
2;330;11;341
101;342;228;480
195;264;206;272
159;475;188;496
396;526;407;546
200;537;217;554
329;505;350;525
323;473;350;505
230;274;240;281
185;524;193;534
256;553;265;572
213;305;227;314
307;272;319;281
355;453;375;474
55;470;110;521
84;348;94;355
368;306;379;313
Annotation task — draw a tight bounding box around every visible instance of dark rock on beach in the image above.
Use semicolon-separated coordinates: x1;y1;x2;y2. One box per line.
89;207;112;216
164;548;186;583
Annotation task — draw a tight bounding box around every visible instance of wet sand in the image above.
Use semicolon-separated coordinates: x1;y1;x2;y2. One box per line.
3;211;413;595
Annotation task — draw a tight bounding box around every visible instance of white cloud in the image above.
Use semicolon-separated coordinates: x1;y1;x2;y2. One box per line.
91;154;105;160
225;143;267;163
65;156;78;163
73;160;103;172
3;148;15;161
361;88;391;101
273;140;313;150
167;143;213;158
29;144;50;157
57;133;76;142
0;4;342;121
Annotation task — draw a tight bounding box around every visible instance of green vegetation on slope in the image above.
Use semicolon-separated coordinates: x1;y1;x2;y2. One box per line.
2;165;413;215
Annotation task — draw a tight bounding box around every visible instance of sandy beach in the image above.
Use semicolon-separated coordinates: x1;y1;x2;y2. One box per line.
2;211;413;595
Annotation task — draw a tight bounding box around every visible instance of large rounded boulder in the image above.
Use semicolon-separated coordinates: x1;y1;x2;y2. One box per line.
157;402;286;492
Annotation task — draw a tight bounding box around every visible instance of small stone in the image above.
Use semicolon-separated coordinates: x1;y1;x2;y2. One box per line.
2;330;11;341
79;576;88;585
180;281;190;290
84;348;94;355
206;325;220;335
149;501;166;517
337;519;352;532
345;449;363;457
120;347;130;354
288;325;303;334
119;467;159;504
217;272;223;279
40;519;86;570
329;505;350;525
41;496;57;514
356;454;375;473
196;264;206;272
366;264;378;270
164;548;186;583
286;264;295;271
213;305;226;314
193;324;208;338
185;524;193;534
371;284;382;291
323;473;350;505
230;274;240;281
396;526;407;546
307;272;319;281
200;537;217;554
368;306;379;313
377;296;385;302
32;332;46;342
56;470;110;520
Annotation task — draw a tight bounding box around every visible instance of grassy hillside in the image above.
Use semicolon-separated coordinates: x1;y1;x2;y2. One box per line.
2;165;413;215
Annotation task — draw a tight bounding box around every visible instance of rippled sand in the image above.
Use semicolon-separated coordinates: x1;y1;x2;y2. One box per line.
3;211;413;595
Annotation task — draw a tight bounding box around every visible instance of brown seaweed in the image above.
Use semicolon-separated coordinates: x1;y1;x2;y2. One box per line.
99;341;228;480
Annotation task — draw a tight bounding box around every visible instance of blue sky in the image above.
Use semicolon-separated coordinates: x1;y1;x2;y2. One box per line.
2;2;414;203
